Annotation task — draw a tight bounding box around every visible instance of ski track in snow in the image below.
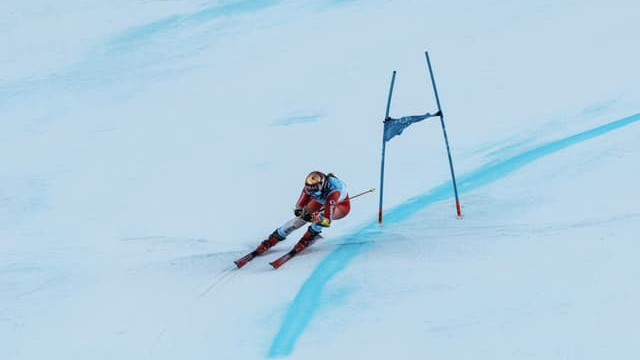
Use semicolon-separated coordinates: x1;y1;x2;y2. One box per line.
267;112;640;358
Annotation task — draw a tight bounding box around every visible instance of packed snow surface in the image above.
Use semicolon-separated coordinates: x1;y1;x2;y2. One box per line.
2;1;639;359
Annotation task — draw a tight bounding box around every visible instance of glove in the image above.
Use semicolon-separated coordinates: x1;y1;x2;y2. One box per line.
295;208;314;222
317;216;331;227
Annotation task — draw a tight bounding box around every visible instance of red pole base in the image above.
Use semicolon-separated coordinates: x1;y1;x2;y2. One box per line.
456;202;463;219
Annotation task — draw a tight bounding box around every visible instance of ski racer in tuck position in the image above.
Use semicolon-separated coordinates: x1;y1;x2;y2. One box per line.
234;171;350;268
261;171;350;253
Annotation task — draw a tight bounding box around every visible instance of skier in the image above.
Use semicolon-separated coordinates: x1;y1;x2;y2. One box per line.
256;171;350;254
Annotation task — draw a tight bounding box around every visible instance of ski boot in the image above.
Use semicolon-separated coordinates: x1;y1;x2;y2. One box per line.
293;226;321;253
255;230;286;255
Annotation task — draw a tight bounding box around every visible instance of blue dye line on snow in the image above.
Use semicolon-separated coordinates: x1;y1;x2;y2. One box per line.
109;0;280;49
267;112;640;358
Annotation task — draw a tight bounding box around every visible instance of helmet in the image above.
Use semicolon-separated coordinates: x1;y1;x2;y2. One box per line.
304;171;326;195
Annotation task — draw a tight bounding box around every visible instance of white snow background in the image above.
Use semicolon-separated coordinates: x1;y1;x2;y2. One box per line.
2;0;640;359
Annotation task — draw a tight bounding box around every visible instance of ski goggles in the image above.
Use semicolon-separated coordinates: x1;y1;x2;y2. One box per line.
304;183;323;195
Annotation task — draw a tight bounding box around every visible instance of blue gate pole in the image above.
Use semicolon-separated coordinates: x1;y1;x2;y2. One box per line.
425;51;463;218
378;70;397;225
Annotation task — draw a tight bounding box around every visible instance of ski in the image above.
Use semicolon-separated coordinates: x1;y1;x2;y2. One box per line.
235;231;284;269
234;251;258;269
269;250;297;269
270;236;318;269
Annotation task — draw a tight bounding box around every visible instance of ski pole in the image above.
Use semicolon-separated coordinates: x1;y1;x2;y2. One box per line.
348;188;376;201
314;188;375;213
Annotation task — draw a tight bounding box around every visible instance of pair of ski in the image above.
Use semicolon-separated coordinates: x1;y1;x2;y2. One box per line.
234;188;376;270
234;243;309;269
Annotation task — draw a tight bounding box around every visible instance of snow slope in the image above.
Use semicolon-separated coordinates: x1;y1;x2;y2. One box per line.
2;0;639;359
